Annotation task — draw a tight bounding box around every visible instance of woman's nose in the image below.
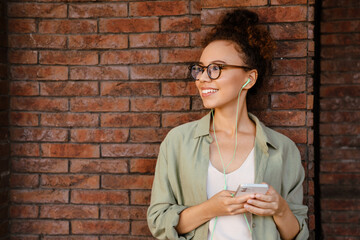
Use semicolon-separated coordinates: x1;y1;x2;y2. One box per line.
198;70;211;82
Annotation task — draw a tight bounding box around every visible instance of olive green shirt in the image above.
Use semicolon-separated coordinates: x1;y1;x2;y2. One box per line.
147;112;309;240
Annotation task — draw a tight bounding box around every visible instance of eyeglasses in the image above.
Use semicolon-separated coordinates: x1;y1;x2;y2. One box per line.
189;63;252;81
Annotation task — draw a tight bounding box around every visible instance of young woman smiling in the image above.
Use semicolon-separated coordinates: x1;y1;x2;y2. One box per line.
147;9;309;240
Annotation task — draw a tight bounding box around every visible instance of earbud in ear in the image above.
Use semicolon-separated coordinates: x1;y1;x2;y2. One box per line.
242;78;251;88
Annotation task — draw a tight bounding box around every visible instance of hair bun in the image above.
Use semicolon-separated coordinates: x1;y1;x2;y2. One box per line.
220;9;259;28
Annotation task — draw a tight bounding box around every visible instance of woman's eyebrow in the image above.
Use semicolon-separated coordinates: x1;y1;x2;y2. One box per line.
199;60;227;65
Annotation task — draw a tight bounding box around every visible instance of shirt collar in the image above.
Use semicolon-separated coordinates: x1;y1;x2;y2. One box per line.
194;111;278;151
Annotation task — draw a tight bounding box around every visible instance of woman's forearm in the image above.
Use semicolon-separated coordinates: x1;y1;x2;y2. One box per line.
273;198;300;240
175;201;213;234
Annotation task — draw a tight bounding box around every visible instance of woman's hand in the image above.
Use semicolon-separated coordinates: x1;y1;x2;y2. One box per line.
206;190;252;218
244;183;300;240
243;184;286;217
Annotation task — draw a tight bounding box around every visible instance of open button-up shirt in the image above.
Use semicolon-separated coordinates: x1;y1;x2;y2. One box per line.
147;112;309;240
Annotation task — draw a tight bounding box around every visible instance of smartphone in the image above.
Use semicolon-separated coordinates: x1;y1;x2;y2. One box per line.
235;183;269;197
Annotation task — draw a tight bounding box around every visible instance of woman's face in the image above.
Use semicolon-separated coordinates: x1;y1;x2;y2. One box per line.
195;40;251;110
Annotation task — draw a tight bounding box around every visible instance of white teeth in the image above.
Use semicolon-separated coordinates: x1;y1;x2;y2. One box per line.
202;89;218;94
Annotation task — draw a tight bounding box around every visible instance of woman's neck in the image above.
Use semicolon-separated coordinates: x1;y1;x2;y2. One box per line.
211;101;253;138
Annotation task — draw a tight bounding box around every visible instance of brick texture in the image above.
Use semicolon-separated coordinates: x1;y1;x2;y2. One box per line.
0;0;9;238
4;0;321;239
319;0;360;239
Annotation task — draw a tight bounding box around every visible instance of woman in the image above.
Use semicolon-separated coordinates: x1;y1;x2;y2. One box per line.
147;9;309;240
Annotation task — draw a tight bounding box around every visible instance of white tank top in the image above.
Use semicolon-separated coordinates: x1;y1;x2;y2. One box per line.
207;148;255;240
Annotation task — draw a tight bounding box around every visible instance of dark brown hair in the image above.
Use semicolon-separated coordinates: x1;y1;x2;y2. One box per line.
203;9;276;94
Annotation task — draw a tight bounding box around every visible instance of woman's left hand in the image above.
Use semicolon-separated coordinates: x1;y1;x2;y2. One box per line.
244;183;287;217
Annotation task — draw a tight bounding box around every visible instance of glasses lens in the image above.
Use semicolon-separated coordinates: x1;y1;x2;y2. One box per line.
191;65;203;80
208;64;221;80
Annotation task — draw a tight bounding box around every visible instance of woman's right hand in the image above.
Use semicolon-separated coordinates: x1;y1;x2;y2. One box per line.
206;190;253;218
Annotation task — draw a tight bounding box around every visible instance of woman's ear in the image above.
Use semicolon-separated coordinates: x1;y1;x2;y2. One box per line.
244;69;258;89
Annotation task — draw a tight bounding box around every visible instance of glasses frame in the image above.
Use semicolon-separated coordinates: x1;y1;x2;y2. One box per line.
189;63;252;81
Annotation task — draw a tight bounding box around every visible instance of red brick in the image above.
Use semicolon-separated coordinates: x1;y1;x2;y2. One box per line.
102;144;159;158
162;112;206;127
10;174;39;188
273;128;307;144
101;206;147;220
10;236;39;240
322;224;360;236
40;82;98;96
70;97;129;112
191;31;202;47
72;220;129;235
273;59;307;75
131;97;190;112
130;65;188;80
10;113;38;127
8;3;67;18
40;51;98;65
322;20;360;33
8;50;37;64
100;49;159;65
41;175;99;189
11;190;68;203
71;190;128;204
129;1;188;16
101;82;160;97
102;175;154;190
10;81;39;96
44;237;97;240
69;35;128;49
263;76;306;92
11;66;68;81
320;136;360;148
322;7;360;20
257;6;307;23
71;129;128;143
12;127;67;143
161;48;202;63
70;159;128;174
9;35;67;49
41;113;98;127
42;143;100;158
101;113;160;127
323;59;360;72
100;18;159;33
204;0;267;8
321;148;360;161
201;9;228;25
70;66;128;80
320;86;360;97
129;33;189;48
322;46;360;59
11;220;68;234
255;111;306;127
40;205;98;219
12;158;68;173
320;97;360;111
39;19;97;34
130;158;156;173
8;19;36;33
161;16;200;32
162;81;198;96
271;0;307;4
11;143;39;157
130;128;169;143
320;112;360;123
321;199;360;211
274;41;307;58
10;205;38;219
69;3;127;18
320;124;360;136
131;220;152;236
130;190;151;205
320;173;360;185
321;33;360;45
323;0;360;7
271;93;307;109
321;211;360;223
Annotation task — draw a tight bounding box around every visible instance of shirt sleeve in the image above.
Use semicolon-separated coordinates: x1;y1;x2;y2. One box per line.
147;140;195;240
284;142;309;240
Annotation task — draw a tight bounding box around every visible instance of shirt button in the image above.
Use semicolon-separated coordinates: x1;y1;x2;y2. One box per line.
252;223;256;228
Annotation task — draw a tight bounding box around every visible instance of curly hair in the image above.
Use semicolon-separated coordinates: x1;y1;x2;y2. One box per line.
203;9;276;94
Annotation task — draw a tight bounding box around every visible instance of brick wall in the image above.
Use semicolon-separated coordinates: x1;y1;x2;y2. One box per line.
320;0;360;238
0;0;9;238
7;0;315;239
